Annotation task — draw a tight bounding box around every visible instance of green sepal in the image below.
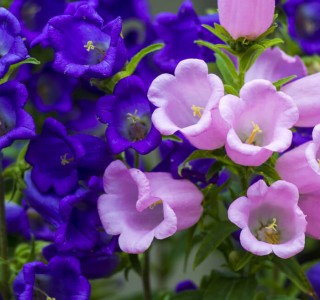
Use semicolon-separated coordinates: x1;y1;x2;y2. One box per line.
0;57;40;85
273;75;297;90
92;43;164;93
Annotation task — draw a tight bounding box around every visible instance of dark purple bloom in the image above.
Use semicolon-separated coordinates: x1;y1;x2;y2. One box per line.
5;201;30;239
175;280;197;293
0;81;35;149
284;0;320;54
27;63;77;113
153;1;219;73
0;8;28;78
307;263;320;298
25;118;85;196
47;4;127;78
97;75;162;154
9;0;67;45
13;256;90;300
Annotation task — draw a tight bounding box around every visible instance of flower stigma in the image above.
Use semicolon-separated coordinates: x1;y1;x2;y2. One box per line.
246;121;262;145
191;105;204;118
60;153;74;166
256;218;280;245
84;40;95;52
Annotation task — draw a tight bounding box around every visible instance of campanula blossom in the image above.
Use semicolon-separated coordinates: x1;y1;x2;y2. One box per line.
98;160;203;254
218;0;275;40
219;80;299;166
228;180;306;258
148;59;227;150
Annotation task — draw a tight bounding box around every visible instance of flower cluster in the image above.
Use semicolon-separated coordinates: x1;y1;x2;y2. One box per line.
1;0;320;299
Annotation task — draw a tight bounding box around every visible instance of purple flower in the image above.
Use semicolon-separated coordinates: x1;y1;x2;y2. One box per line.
284;0;320;55
25;118;85;196
0;81;35;149
47;4;127;78
307;263;320;298
98;160;203;254
153;1;218;73
219;80;299;166
97;75;161;154
13;256;90;300
5;202;30;239
218;0;275;40
9;0;67;45
148;59;227;150
228;180;306;258
0;8;28;78
175;280;197;293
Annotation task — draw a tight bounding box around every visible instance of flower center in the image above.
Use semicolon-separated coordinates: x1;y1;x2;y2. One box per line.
256;218;280;245
60;153;74;166
33;286;56;300
246;121;262;145
126;110;149;141
191;105;204;118
149;200;163;209
84;40;95;52
0;120;10;137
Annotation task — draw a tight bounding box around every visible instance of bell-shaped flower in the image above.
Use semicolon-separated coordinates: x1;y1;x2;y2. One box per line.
228;180;307;259
98;160;203;254
148;58;227;150
219;79;299;166
217;0;275;40
276;124;320;194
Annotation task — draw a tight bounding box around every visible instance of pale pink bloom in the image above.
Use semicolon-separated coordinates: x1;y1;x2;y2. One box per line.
148;59;228;150
98;160;203;254
245;47;307;83
276;124;320;194
219;80;299;166
218;0;275;40
299;191;320;239
228;180;306;259
282;73;320;127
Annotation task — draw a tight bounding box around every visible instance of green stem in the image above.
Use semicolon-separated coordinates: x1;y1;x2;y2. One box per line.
134;151;140;169
142;251;152;300
0;153;10;300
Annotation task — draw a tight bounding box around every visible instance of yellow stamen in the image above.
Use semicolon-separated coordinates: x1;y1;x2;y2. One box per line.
264;218;280;245
60;153;74;166
127;109;140;124
84;40;95;52
246;121;262;144
191;105;204;118
149;200;163;209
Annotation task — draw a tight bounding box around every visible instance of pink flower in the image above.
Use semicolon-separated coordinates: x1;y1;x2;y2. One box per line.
148;59;228;150
245;47;307;83
228;180;306;259
276;124;320;194
218;0;275;40
98;160;203;254
219;79;299;166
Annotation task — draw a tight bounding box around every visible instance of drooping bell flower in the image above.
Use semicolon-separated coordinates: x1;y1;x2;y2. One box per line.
97;75;161;155
148;58;227;150
219;79;299;166
228;180;306;259
0;8;29;78
98;160;203;254
276;124;320;194
217;0;275;40
46;3;127;78
0;81;35;149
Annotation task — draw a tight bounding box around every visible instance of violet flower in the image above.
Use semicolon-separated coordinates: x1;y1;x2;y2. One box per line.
148;59;227;150
98;160;203;254
97;75;161;155
219;79;299;166
228;180;306;258
0;8;29;78
0;81;35;149
47;4;126;78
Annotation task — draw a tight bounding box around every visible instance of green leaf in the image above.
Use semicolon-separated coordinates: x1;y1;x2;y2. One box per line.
239;44;265;75
194;221;237;268
162;134;183;143
258;38;284;49
231;251;254;272
170;290;203;300
128;254;142;276
273;257;317;297
0;57;40;84
202;24;232;44
254;163;281;185
195;40;239;86
273;75;297;90
224;84;239;96
93;43;164;93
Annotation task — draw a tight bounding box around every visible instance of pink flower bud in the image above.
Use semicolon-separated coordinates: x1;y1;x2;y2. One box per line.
218;0;275;40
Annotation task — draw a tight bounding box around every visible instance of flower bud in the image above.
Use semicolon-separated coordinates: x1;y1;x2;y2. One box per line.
218;0;275;40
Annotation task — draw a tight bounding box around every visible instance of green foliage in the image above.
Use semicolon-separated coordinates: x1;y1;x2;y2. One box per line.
273;75;297;90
